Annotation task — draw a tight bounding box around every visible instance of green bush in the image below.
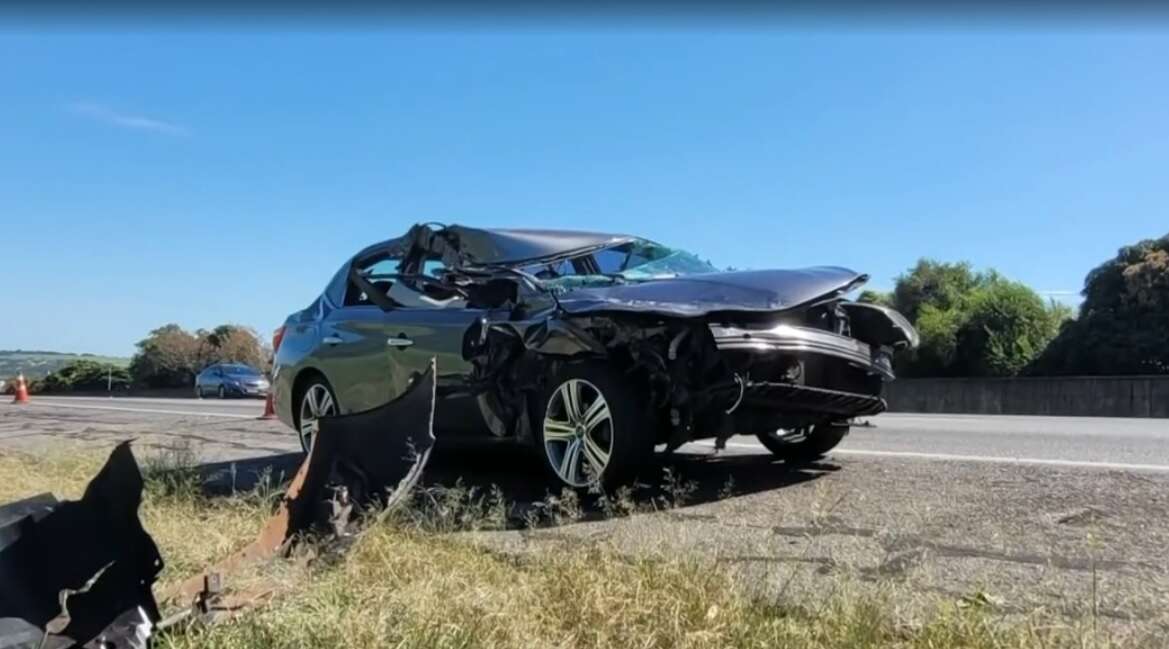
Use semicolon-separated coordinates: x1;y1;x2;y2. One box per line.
38;360;131;393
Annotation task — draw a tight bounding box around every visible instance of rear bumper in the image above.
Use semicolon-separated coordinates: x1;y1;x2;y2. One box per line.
709;323;895;381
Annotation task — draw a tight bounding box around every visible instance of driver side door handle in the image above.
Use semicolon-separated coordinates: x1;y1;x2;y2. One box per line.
386;335;414;348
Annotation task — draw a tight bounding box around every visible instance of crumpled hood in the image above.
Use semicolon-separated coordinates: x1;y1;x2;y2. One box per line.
554;267;868;318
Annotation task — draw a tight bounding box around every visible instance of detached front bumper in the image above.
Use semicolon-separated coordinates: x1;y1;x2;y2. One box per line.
709;323;895;381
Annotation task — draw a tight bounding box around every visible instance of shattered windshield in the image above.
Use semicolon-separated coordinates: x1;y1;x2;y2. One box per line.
527;238;718;290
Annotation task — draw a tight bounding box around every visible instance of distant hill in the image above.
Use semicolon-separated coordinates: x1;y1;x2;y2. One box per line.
0;350;131;380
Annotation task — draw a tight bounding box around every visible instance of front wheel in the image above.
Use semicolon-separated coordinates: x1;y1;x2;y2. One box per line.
756;424;849;464
536;362;652;491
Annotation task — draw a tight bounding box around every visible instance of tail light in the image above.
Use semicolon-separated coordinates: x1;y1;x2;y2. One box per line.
272;325;286;355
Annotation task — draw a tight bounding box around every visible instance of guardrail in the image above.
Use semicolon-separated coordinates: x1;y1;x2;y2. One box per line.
885;375;1169;418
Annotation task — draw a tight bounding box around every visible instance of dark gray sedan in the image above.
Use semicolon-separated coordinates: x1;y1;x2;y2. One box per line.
271;224;918;489
194;363;270;399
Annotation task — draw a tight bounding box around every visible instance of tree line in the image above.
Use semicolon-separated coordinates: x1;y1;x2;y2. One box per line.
31;324;269;393
861;232;1169;377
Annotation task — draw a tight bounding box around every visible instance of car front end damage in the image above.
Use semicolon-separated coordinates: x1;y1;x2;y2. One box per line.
462;300;917;454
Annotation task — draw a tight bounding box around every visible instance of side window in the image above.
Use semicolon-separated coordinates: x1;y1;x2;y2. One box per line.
344;251;466;310
344;256;402;306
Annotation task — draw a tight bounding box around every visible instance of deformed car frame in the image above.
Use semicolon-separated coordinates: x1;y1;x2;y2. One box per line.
272;223;919;489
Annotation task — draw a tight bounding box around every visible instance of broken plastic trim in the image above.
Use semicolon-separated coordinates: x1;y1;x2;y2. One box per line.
164;358;438;621
0;442;162;649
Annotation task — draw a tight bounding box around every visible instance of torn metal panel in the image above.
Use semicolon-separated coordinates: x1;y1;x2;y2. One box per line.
287;356;437;533
0;443;162;649
164;358;438;618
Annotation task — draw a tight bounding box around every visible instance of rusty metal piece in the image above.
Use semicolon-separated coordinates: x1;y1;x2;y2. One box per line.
162;358;438;617
0;442;162;649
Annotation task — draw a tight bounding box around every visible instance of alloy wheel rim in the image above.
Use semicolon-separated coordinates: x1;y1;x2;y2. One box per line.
543;378;614;487
298;384;336;452
766;426;811;445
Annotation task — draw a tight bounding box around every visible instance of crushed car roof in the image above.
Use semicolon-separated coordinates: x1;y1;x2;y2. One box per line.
356;224;636;268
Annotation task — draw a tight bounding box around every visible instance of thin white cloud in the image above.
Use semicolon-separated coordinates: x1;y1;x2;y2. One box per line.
67;101;190;137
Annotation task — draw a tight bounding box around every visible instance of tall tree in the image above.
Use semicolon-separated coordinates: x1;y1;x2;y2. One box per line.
196;324;269;371
892;260;984;322
1030;233;1169;375
129;324;202;388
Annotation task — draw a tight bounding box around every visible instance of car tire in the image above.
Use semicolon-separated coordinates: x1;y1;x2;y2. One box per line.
294;377;338;454
534;361;653;491
755;423;849;464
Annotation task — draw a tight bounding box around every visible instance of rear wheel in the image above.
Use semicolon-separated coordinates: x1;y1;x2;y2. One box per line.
295;380;337;453
536;362;652;490
756;423;849;464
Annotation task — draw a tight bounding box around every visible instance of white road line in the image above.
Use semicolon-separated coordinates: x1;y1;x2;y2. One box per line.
18;401;255;420
697;441;1169;473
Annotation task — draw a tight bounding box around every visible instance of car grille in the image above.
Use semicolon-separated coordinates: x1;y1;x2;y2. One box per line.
726;381;886;418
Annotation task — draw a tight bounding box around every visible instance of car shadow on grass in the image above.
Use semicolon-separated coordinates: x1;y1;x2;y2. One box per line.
188;442;836;529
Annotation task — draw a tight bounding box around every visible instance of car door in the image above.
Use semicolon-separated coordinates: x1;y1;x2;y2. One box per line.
312;255;401;414
208;365;223;391
315;253;488;434
376;296;487;436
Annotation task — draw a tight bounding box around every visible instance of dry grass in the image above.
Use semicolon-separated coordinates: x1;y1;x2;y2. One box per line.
0;448;1142;648
158;523;1113;649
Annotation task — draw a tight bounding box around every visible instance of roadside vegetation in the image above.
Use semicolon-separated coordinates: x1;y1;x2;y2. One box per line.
4;323;269;394
0;447;1146;649
858;231;1169;378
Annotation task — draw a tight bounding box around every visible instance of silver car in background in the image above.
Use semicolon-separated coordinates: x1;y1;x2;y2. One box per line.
194;363;270;399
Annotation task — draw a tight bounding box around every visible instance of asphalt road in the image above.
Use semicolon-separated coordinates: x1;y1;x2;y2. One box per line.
20;395;1169;471
4;396;1169;633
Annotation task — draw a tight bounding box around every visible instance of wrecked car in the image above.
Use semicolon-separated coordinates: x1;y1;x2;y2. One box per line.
271;224;919;489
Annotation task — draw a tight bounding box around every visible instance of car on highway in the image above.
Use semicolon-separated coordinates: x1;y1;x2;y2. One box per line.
272;223;919;489
194;363;270;399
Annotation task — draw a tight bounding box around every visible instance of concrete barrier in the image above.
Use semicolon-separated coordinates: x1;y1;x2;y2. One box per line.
885;376;1169;418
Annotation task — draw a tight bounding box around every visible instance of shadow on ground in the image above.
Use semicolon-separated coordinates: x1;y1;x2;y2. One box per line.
191;441;835;526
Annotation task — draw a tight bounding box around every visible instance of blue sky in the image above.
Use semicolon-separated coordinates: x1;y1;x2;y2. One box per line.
2;28;1167;357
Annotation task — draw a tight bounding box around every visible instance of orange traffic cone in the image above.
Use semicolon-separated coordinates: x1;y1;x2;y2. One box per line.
12;374;29;404
258;392;277;420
